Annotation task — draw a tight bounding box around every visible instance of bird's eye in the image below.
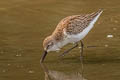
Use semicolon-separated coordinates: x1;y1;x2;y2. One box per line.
47;42;53;49
48;42;53;46
46;45;50;50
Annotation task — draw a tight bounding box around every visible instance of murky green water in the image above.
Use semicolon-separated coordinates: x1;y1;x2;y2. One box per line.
0;0;120;80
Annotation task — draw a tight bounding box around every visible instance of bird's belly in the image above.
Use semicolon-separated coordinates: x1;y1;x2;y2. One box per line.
56;25;93;49
67;25;93;43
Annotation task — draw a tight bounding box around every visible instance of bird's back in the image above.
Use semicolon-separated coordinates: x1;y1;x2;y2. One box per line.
52;9;103;43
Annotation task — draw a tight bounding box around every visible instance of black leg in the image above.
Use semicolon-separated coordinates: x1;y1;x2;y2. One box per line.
59;43;78;57
80;40;84;79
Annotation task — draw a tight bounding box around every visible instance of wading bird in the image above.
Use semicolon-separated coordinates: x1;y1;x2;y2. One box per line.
40;9;103;63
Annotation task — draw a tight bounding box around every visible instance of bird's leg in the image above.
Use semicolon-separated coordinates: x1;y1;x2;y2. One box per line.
80;40;84;61
80;40;84;79
59;43;78;57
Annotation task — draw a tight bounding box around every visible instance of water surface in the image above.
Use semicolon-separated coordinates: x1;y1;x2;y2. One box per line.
0;0;120;80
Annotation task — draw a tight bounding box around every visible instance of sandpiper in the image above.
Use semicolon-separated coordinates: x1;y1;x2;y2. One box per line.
40;9;103;63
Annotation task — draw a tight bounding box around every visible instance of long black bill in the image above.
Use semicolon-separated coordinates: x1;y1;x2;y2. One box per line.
40;51;48;63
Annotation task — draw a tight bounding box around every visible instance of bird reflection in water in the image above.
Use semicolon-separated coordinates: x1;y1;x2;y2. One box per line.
40;63;87;80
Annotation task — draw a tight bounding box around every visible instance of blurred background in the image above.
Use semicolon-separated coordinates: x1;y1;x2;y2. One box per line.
0;0;120;80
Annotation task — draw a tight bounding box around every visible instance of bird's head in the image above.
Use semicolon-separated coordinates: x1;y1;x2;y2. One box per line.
40;36;56;63
43;36;55;52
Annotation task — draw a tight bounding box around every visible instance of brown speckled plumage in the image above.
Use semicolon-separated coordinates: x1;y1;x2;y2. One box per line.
52;9;103;41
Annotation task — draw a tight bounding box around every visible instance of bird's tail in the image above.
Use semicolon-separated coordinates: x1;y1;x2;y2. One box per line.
90;9;103;18
96;9;104;15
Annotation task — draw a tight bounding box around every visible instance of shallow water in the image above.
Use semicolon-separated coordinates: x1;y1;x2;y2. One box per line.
0;0;120;80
